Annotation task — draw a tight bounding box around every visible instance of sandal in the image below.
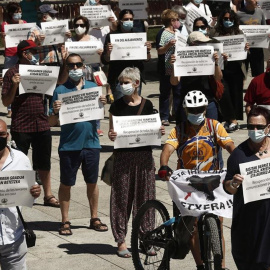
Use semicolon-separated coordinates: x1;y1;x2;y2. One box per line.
59;221;72;236
89;218;108;232
116;249;131;258
44;195;60;208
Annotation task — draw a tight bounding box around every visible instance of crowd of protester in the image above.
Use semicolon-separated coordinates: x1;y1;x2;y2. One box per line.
0;0;269;269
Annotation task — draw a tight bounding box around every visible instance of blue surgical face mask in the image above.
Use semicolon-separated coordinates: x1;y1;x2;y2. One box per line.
248;129;267;143
121;21;133;31
198;28;207;35
12;13;22;21
223;20;234;28
194;0;203;4
29;54;39;65
187;112;205;125
89;0;97;5
69;69;83;81
120;83;135;96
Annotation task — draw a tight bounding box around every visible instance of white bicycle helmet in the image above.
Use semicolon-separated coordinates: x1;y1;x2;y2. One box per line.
183;90;208;108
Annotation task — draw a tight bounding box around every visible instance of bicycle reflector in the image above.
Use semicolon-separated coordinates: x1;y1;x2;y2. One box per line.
158;165;173;179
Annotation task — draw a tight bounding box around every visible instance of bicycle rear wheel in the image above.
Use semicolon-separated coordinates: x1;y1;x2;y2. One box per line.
131;200;172;270
204;217;222;270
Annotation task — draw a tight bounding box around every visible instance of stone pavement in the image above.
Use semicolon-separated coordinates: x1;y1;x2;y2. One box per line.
0;50;253;270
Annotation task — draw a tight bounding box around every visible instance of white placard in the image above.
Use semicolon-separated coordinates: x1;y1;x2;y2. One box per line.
41;20;69;46
214;34;247;61
0;170;35;208
19;65;60;96
175;31;187;49
80;5;115;27
65;41;103;64
119;0;148;20
258;0;270;19
113;113;161;149
167;169;233;218
58;87;104;126
205;43;224;70
239;25;270;48
110;33;147;61
4;23;36;48
174;46;214;76
184;4;211;33
239;158;270;204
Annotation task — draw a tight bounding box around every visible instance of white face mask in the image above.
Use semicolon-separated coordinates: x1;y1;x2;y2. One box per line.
248;129;267;143
120;83;135;96
187;112;205;125
46;15;53;22
75;26;86;35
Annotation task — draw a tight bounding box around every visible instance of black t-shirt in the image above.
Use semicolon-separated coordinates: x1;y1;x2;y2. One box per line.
109;97;154;151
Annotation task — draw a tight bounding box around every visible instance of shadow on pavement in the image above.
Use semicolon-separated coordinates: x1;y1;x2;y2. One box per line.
58;243;116;255
27;221;60;231
100;145;114;152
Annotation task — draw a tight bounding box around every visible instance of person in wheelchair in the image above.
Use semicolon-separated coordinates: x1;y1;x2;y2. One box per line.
159;90;235;270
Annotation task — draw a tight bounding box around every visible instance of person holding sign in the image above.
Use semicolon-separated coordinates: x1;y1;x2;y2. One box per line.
193;17;210;36
108;67;165;258
210;9;249;133
159;90;235;270
49;53;107;236
1;40;59;208
0;119;41;270
101;9;152;99
224;106;270;270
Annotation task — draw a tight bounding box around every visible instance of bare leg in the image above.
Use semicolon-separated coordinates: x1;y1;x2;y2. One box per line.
220;217;226;268
190;228;204;267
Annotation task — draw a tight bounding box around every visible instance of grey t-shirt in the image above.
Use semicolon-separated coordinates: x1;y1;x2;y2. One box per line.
237;7;266;25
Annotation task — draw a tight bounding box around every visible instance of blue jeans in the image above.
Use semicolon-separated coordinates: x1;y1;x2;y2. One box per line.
159;75;182;121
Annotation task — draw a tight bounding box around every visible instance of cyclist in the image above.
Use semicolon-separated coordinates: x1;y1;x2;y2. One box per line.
159;90;235;270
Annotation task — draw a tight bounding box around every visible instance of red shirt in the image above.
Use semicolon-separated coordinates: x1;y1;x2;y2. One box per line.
1;20;27;57
1;64;50;133
244;68;270;105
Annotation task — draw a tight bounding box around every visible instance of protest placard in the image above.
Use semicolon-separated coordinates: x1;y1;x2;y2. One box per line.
168;169;233;218
205;43;224;70
174;46;214;76
113;113;161;149
258;0;270;19
0;170;35;208
119;0;148;20
41;20;69;46
65;41;103;64
214;34;247;61
19;65;60;96
4;23;36;48
80;5;116;27
58;87;104;125
239;25;270;48
110;33;147;60
175;31;187;49
240;158;270;204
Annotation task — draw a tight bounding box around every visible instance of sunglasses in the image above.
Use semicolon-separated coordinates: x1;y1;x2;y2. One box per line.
74;24;85;28
66;62;84;68
195;25;207;30
223;17;232;21
247;124;268;130
187;107;206;114
122;18;133;21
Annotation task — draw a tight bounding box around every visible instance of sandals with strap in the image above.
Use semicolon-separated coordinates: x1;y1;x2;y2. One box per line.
59;221;72;236
89;218;108;232
44;195;60;208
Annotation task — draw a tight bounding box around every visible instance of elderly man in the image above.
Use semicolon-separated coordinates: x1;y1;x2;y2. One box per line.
49;53;107;235
159;90;235;270
0;119;41;269
1;40;59;208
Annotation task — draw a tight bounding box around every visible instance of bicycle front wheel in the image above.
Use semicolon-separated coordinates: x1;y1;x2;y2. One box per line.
131;200;172;270
204;217;222;270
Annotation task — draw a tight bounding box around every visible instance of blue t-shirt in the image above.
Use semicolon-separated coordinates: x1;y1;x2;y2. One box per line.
50;79;101;151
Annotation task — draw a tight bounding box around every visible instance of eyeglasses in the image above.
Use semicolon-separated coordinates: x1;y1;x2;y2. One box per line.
74;24;85;28
187;107;206;114
194;25;207;30
223;17;231;21
66;62;84;68
122;18;133;21
247;124;268;130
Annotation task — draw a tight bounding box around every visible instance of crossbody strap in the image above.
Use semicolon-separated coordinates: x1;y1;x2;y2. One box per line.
137;97;146;115
16;206;28;230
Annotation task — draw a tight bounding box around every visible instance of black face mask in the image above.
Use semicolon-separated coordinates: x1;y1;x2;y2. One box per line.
0;137;7;151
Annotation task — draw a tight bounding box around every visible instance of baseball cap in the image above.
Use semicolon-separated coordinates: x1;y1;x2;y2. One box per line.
39;4;58;14
187;31;212;45
17;40;37;53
